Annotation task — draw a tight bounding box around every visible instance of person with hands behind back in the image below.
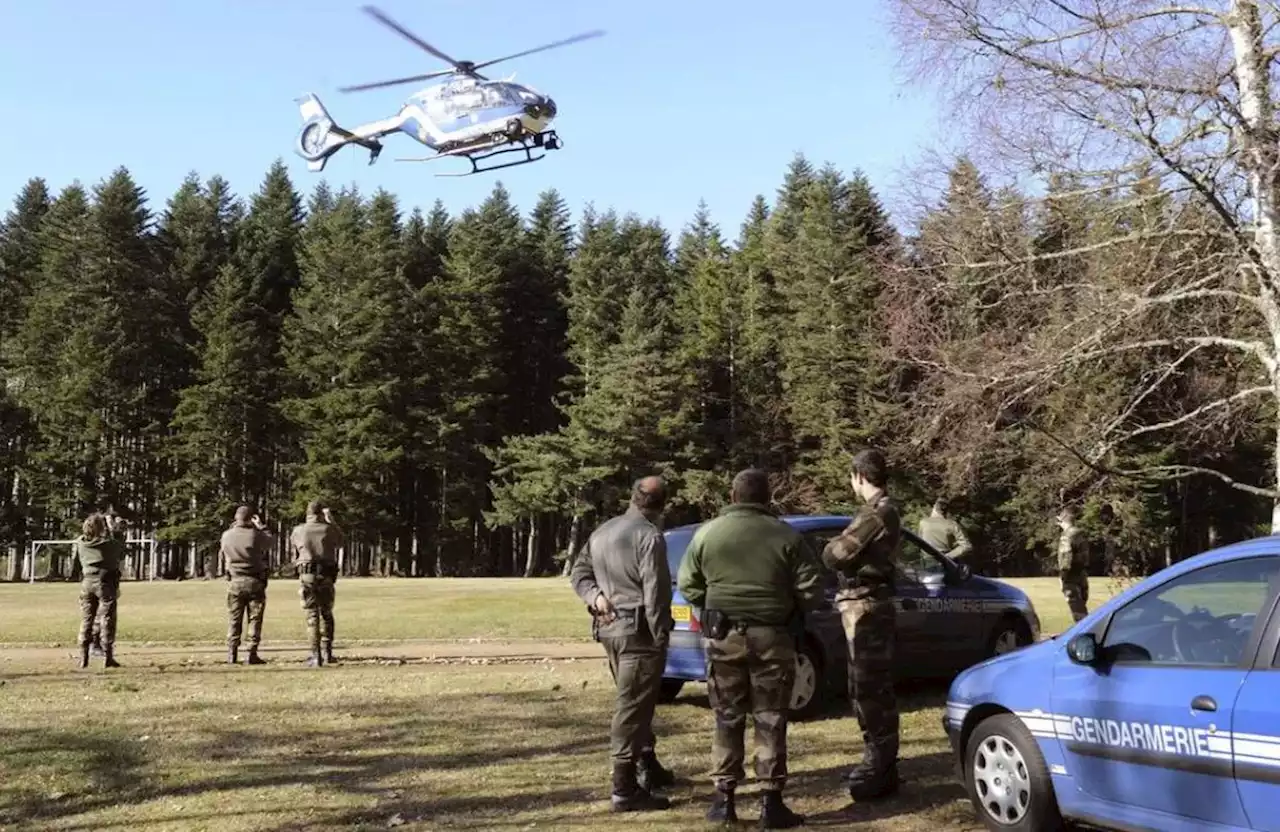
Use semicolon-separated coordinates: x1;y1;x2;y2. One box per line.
571;475;676;813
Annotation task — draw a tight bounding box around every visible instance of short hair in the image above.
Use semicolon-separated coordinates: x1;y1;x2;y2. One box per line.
631;477;667;512
731;468;771;505
234;505;255;522
82;513;108;539
851;448;888;488
933;497;949;513
306;499;326;517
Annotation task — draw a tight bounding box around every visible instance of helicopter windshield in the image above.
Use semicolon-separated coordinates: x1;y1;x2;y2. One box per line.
478;84;520;107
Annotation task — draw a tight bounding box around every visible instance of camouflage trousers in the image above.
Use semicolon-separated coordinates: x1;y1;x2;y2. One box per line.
1061;575;1089;623
299;574;335;650
78;570;120;649
227;575;267;650
838;596;899;781
601;629;667;765
706;625;796;791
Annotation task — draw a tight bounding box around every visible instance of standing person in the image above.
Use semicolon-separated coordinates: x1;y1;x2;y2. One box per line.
222;505;273;665
1057;505;1090;623
570;476;676;813
916;498;972;561
74;512;124;669
88;506;129;656
677;468;823;828
822;448;902;801
290;500;343;667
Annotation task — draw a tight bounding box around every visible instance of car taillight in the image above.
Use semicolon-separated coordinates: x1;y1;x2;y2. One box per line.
689;610;701;633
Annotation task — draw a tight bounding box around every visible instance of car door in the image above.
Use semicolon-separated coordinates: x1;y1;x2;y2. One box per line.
1224;566;1280;832
895;533;979;674
801;525;855;664
1051;555;1280;828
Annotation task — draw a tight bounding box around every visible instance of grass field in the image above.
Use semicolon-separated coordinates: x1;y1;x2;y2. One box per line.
0;575;1125;646
0;576;1129;830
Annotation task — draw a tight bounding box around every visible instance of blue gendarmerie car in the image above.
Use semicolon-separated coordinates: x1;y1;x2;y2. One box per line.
944;537;1280;832
660;514;1042;720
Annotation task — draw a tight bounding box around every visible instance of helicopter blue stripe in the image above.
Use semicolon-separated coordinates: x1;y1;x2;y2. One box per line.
431;104;526;134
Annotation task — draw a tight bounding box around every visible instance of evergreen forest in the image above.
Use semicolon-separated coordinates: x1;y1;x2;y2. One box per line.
0;154;1272;582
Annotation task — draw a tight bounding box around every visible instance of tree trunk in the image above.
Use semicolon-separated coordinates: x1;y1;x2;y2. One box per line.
561;513;582;576
523;516;539;577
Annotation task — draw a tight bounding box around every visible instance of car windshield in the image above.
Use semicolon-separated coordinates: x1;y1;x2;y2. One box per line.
664;528;694;581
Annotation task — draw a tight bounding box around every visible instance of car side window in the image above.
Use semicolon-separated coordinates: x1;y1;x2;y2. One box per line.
803;530;842;594
897;537;945;583
1101;556;1280;667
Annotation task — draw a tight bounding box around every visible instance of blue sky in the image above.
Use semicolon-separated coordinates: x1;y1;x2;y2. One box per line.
0;0;942;237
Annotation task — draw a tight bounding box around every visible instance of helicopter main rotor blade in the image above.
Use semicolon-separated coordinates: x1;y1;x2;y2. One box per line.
471;29;606;71
339;69;456;93
361;5;465;70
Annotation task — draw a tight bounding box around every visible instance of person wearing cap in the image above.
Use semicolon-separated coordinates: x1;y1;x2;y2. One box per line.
289;499;344;667
221;505;274;665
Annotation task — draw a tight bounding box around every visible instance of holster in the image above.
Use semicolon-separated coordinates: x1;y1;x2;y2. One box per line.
836;571;893;600
702;608;732;640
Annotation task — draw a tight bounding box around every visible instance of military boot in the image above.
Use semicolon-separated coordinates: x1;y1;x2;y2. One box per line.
323;642;336;665
705;787;737;823
77;644;90;670
846;765;898;801
758;790;804;829
306;634;324;667
103;647;121;669
610;762;670;813
637;750;675;791
228;646;238;665
245;648;266;665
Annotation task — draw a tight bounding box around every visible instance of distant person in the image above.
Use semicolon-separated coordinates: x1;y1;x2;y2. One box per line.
88;506;129;655
570;475;676;813
823;448;902;801
678;468;823;828
1057;506;1090;623
221;505;273;665
917;498;972;561
290;500;343;667
74;512;124;669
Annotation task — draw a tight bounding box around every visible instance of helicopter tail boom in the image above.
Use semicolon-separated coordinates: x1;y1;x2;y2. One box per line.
294;93;385;171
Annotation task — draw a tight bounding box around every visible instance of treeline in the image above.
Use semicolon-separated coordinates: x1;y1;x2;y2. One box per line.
0;155;1266;581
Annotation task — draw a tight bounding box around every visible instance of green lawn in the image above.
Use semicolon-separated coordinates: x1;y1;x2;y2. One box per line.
0;655;980;831
0;575;1121;647
0;574;1140;830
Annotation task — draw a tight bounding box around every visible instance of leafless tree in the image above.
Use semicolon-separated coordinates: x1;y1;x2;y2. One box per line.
888;0;1280;528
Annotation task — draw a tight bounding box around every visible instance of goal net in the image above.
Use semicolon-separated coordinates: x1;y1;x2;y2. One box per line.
23;537;159;584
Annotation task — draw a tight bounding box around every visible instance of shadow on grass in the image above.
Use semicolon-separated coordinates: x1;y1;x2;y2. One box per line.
789;751;970;827
667;678;951;722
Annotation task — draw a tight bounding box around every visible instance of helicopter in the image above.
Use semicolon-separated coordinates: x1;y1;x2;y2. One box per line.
294;5;603;177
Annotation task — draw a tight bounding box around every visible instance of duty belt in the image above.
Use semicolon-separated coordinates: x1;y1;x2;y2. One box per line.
836;572;893;598
297;561;329;575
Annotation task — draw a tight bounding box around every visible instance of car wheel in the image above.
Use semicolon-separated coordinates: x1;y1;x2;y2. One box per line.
964;713;1063;832
789;639;826;721
658;679;684;703
987;617;1032;659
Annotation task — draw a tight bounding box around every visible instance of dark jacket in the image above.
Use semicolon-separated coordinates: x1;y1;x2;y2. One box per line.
570;506;673;641
76;535;123;575
290;519;343;572
221;522;272;580
823;490;901;602
677;503;824;626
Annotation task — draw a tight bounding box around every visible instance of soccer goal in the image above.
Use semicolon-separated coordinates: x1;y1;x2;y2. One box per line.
24;537;159;583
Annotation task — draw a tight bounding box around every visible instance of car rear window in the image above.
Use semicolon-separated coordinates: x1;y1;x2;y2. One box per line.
664;528;693;579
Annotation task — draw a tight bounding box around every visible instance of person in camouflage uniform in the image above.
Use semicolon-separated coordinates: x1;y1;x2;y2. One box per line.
1057;506;1090;623
74;512;125;669
570;475;676;814
290;500;343;667
917;498;972;562
222;505;274;665
678;468;824;829
822;448;902;801
88;507;127;657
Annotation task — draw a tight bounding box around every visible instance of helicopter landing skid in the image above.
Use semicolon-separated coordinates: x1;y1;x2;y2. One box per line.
395;131;563;176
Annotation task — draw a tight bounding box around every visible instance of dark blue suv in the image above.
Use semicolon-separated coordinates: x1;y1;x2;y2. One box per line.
660;514;1042;719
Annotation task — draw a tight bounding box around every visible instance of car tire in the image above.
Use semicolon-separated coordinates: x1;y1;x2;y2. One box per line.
963;713;1064;832
789;639;826;721
986;616;1032;659
658;679;684;703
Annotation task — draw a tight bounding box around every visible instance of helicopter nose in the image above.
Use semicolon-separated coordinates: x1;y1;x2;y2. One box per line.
525;96;556;120
543;96;556;118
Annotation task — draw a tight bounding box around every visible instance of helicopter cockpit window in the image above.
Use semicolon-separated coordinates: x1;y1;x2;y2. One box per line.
479;85;519;107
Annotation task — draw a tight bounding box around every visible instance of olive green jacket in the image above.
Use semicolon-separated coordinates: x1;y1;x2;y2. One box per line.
677;503;824;626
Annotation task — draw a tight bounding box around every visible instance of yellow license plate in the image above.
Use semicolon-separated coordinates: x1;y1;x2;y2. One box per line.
671;605;691;622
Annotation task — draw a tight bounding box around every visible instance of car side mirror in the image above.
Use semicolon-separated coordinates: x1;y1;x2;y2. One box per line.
943;562;971;585
1067;633;1098;665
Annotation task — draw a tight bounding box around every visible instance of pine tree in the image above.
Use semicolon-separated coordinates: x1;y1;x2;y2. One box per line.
0;178;51;574
283;188;411;575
